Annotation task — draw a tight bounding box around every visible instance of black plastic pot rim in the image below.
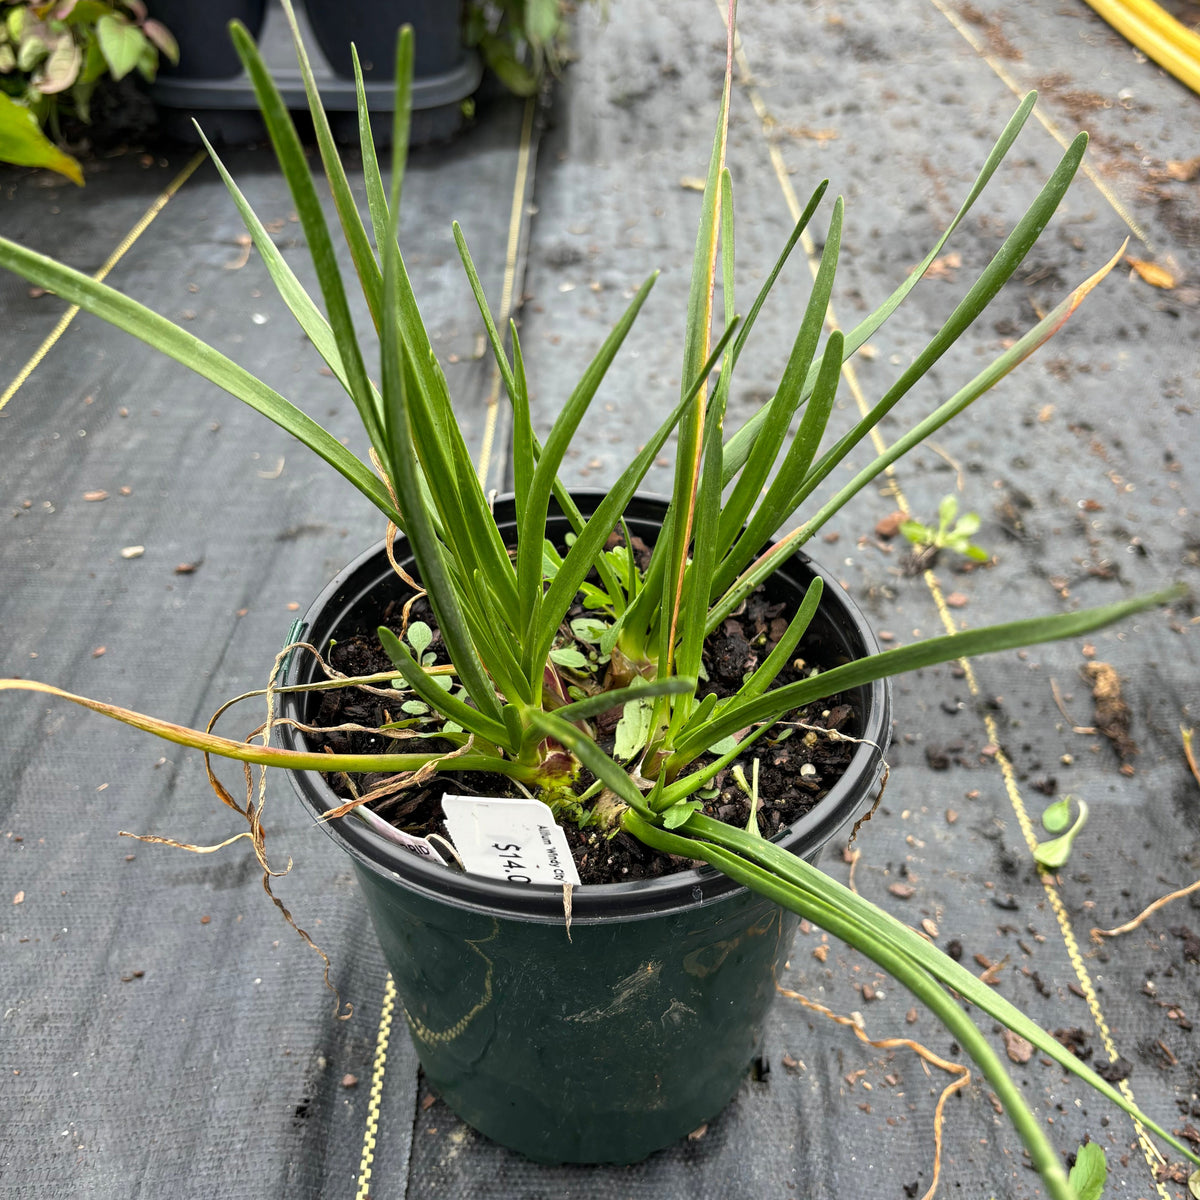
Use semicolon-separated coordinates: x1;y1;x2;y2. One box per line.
282;497;892;925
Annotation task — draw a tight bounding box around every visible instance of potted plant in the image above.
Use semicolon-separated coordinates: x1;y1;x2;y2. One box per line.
0;0;178;182
0;1;1194;1191
464;0;570;96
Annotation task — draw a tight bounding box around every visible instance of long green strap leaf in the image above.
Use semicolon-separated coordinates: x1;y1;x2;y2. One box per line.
229;19;384;454
625;811;1078;1199
720;178;828;389
797;243;1123;548
0;237;398;523
681;812;1198;1169
453;222;519;407
734;575;823;702
454;223;628;612
546;676;697;725
722;92;1039;480
375;229;516;615
276;0;386;329
670;166;737;730
509;320;535;526
377;63;502;724
0;679;532;779
198;128;353;396
516;271;660;673
789;131;1088;516
523;697;1199;1176
710;244;1123;626
353;44;393;258
660;0;736;683
376;627;511;745
715;196;843;565
532;318;741;677
655;718;779;809
672;586;1185;766
713;327;843;602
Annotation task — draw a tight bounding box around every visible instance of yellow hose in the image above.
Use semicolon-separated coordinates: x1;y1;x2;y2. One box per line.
1081;0;1200;94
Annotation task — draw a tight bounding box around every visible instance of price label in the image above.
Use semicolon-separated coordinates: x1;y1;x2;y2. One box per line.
441;795;581;887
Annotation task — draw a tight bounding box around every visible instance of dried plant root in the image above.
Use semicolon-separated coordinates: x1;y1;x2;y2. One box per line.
320;735;477;822
1091;878;1200;943
258;867;351;1019
775;720;890;846
1049;677;1096;734
118;831;253;854
775;981;969;1200
370;446;424;600
844;846;862;895
849;761;889;845
1090;727;1200;942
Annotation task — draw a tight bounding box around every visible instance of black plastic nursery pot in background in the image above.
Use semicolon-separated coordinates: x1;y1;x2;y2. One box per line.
304;0;469;82
281;494;892;1164
151;0;480;146
151;0;270;79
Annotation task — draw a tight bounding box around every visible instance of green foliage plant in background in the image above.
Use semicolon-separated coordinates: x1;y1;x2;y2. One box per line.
0;0;176;181
465;0;573;96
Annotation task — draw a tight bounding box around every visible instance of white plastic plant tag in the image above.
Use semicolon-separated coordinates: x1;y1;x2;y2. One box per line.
441;795;581;887
367;818;447;865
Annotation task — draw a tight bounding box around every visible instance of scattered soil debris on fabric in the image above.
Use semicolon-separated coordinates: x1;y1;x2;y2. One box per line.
1083;661;1137;762
1002;1030;1033;1063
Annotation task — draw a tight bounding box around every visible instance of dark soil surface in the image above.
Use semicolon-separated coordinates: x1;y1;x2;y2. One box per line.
307;576;858;885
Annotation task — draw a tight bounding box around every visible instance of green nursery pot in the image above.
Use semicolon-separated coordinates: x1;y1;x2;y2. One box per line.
281;494;891;1164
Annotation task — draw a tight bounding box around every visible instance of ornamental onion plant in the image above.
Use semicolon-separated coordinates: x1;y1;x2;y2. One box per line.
0;2;1193;1194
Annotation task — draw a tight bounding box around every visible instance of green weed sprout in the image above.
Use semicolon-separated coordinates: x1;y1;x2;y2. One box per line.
1034;796;1090;869
901;494;990;563
1067;1142;1107;1200
0;1;1193;1193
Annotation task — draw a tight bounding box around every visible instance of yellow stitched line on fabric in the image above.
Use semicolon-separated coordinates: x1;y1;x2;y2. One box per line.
0;149;207;415
725;19;905;482
923;0;1156;254
401;953;495;1048
725;7;1171;1194
355;973;397;1200
476;96;537;487
927;582;1169;1190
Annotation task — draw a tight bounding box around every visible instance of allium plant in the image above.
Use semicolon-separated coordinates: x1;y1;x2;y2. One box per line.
0;2;1192;1193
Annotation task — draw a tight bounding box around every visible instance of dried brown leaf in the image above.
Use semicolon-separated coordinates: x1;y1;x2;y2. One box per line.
1166;156;1200;182
1127;257;1176;289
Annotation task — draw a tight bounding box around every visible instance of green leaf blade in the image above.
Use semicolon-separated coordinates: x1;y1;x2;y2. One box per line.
673;587;1186;767
1067;1142;1107;1200
95;14;144;81
0;92;83;185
